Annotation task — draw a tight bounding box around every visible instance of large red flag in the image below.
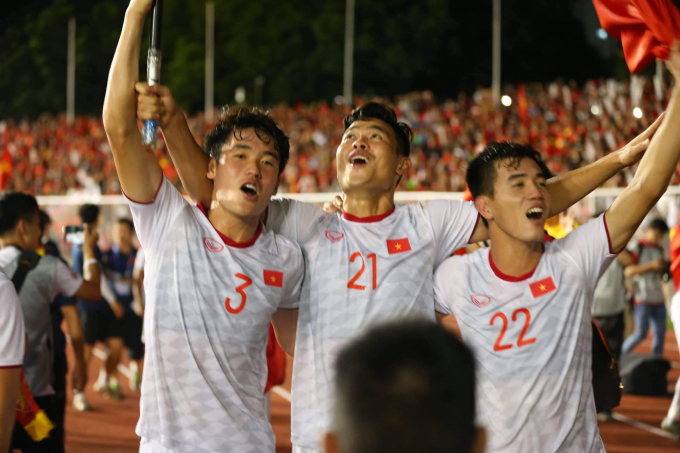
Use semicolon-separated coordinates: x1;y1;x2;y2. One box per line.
593;0;680;72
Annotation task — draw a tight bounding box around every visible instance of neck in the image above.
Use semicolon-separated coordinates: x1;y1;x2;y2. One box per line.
207;204;261;244
343;190;395;218
489;226;543;278
0;236;26;251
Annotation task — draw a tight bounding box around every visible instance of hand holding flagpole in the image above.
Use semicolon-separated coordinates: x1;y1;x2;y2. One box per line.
142;0;163;146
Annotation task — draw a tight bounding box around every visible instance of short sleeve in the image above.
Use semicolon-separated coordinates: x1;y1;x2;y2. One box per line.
133;248;145;273
433;257;458;315
0;273;25;367
266;198;325;244
279;242;305;309
124;176;189;255
54;258;83;298
423;200;481;266
554;214;617;291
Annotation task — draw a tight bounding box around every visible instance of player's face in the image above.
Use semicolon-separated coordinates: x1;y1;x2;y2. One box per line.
22;211;42;252
336;119;409;196
208;128;280;220
114;222;133;248
481;158;550;244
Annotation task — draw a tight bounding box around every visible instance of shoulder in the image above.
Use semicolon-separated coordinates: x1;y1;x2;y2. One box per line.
0;271;16;295
436;249;482;280
258;229;304;263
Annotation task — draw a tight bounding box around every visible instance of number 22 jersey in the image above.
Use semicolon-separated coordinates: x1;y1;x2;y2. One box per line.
434;215;615;453
126;177;305;453
266;198;479;450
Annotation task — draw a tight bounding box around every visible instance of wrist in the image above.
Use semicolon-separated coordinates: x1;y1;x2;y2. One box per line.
163;110;183;132
125;8;148;21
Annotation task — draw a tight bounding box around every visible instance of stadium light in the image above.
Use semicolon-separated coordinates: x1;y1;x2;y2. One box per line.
591;105;600;116
501;95;512;107
596;28;608;40
633;107;643;119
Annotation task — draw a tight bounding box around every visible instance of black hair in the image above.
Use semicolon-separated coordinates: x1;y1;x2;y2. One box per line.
333;319;477;453
203;105;290;176
648;218;669;234
39;210;51;233
0;192;40;236
117;218;135;232
78;204;100;224
343;102;413;157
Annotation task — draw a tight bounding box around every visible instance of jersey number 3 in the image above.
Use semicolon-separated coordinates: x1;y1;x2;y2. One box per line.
225;273;252;314
490;308;536;351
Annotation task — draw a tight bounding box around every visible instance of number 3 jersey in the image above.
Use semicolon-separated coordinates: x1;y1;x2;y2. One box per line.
434;215;616;453
126;177;304;453
266;198;479;450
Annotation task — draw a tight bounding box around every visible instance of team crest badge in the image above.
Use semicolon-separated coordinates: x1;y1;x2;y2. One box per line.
203;237;224;253
470;294;491;308
325;230;344;243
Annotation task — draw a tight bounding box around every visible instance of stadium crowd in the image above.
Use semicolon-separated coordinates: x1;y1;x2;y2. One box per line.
0;75;675;196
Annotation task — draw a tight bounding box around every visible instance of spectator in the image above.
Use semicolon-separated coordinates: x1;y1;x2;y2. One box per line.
622;218;670;356
325;319;485;453
0;271;25;452
0;192;101;452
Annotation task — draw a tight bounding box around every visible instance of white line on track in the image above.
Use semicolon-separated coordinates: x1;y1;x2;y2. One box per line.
271;386;292;402
611;412;679;441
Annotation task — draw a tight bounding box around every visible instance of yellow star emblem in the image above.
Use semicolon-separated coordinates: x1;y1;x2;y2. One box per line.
395;243;401;250
271;276;277;283
539;284;546;292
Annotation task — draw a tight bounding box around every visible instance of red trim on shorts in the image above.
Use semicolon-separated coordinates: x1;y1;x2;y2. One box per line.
342;206;396;223
196;203;263;248
488;247;543;282
602;212;618;255
467;213;481;243
0;364;22;369
122;177;164;205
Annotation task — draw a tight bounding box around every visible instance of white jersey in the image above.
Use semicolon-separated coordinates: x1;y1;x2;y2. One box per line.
266;198;479;449
0;271;25;368
127;177;304;453
434;215;615;453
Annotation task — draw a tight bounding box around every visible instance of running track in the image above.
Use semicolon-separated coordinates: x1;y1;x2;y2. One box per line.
60;330;680;452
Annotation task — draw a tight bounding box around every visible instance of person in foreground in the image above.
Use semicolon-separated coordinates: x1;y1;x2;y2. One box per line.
434;43;680;453
324;319;484;453
103;1;304;451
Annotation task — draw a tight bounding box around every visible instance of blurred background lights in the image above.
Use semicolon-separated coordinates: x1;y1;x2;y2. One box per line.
591;105;600;115
633;107;643;118
596;28;608;40
501;95;512;106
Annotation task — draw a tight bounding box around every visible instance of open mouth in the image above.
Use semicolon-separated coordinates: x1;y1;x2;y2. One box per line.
241;183;258;197
526;207;544;221
350;155;369;166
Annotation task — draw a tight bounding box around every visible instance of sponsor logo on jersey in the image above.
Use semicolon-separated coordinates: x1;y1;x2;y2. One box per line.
470;294;491;308
203;237;224;253
264;269;284;288
529;276;557;298
387;237;411;254
325;230;345;243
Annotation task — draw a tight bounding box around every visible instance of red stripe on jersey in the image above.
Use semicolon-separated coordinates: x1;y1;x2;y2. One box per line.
529;276;556;298
343;206;395;223
489;250;539;282
264;270;284;288
387;238;411;255
0;364;22;369
602;213;617;255
122;177;164;205
467;213;481;243
196;203;263;248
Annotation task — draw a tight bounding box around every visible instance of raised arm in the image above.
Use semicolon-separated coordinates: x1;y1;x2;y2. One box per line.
102;0;162;203
606;44;680;253
136;83;213;206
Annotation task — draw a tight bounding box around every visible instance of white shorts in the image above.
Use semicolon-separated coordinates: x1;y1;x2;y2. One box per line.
292;445;323;453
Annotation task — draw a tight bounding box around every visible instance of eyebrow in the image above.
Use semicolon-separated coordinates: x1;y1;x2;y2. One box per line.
507;172;546;181
229;144;279;160
344;124;390;136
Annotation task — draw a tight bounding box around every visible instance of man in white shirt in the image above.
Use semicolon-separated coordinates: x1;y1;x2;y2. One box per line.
434;44;680;453
0;271;25;452
103;2;305;451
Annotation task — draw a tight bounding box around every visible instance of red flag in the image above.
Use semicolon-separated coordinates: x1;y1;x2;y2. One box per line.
518;84;529;126
16;369;54;441
264;269;284;288
529;277;557;298
387;238;412;255
593;0;680;73
264;324;286;394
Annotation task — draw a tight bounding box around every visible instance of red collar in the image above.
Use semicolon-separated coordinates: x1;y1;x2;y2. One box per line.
342;206;396;223
196;203;263;249
488;246;543;282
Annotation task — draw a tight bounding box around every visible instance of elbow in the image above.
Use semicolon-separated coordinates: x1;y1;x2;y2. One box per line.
102;105;137;140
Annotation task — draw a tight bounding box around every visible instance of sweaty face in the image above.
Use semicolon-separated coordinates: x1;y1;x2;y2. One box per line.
481;158;550;244
209;128;280;220
336;119;407;195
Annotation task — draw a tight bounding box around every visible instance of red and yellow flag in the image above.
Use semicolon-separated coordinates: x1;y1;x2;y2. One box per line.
16;369;54;441
529;277;557;298
264;270;284;288
387;238;412;255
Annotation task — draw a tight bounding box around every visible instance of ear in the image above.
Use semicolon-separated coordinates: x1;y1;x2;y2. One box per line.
396;156;411;177
207;157;218;181
474;195;494;223
472;427;487;453
324;432;340;453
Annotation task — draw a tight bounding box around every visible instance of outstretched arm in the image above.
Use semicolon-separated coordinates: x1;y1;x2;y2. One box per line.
606;44;680;253
103;0;162;203
136;83;213;206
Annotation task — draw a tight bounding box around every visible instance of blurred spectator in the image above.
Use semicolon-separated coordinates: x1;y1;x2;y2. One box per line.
0;75;674;196
622;218;670;356
325;319;484;453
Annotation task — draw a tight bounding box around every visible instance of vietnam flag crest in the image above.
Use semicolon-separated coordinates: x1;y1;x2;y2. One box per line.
529;276;557;298
264;270;284;288
387;238;412;255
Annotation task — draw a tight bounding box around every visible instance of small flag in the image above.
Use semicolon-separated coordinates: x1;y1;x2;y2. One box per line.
264;270;284;288
387;238;412;255
529;276;557;298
